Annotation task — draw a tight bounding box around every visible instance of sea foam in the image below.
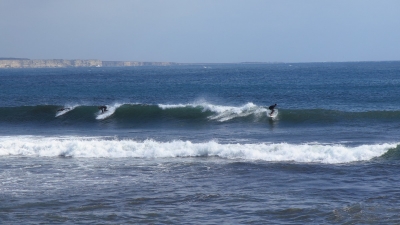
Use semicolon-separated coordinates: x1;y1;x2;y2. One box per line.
159;101;268;121
0;136;395;163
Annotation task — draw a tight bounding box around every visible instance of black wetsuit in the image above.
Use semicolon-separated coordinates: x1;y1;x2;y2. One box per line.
268;104;277;115
57;108;70;112
99;106;107;113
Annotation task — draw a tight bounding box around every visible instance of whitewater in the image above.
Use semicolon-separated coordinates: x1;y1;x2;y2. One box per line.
0;136;396;164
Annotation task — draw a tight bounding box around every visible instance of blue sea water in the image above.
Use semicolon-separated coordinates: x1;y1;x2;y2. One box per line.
1;62;400;224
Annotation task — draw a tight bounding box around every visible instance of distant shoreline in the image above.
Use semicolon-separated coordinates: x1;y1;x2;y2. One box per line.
0;58;399;68
0;58;287;69
0;58;178;68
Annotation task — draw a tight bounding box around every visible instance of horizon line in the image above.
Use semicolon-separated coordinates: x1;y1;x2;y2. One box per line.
1;57;399;64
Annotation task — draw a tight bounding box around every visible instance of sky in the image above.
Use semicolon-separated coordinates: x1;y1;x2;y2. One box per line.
1;0;400;63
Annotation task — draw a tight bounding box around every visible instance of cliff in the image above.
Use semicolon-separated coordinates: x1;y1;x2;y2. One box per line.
102;61;175;67
0;59;176;68
0;59;101;68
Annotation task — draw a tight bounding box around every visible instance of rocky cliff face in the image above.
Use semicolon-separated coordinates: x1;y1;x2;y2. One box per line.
102;61;176;67
0;59;102;68
0;59;175;68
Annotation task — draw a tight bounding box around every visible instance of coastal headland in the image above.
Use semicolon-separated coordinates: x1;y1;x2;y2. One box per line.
0;58;176;68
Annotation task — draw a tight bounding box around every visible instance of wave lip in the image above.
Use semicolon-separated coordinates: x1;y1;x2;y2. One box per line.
159;102;269;122
205;102;268;122
0;136;396;164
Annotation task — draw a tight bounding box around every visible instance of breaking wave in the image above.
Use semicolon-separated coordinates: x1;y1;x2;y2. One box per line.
1;102;400;126
0;102;274;124
0;136;397;164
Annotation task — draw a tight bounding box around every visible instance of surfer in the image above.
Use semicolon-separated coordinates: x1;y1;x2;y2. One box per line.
57;107;70;112
98;106;107;113
268;103;277;116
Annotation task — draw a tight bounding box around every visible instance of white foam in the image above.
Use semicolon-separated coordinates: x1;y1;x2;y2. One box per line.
158;103;189;109
96;103;122;120
158;101;269;122
0;136;396;164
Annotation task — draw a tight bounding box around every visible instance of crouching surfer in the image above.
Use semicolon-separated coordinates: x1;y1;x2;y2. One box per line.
57;107;70;112
98;105;107;113
268;103;277;116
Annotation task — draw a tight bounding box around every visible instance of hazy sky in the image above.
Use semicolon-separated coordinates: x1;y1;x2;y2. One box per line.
1;0;400;63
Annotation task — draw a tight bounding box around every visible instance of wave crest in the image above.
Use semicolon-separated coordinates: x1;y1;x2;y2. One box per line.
159;102;269;122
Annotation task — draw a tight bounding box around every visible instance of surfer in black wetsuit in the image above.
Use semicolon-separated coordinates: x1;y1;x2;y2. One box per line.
268;103;277;116
57;107;70;112
98;106;107;113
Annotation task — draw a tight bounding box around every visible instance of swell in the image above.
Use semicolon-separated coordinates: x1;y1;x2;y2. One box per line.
0;104;400;126
280;109;400;124
380;145;400;160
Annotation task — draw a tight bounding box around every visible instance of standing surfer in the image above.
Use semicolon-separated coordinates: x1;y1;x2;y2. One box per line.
98;106;107;113
268;103;277;116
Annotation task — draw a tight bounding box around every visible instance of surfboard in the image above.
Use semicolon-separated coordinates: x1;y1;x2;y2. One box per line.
267;109;278;118
96;104;121;120
55;108;72;117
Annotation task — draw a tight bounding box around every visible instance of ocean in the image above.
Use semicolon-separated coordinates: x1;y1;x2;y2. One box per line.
1;62;400;224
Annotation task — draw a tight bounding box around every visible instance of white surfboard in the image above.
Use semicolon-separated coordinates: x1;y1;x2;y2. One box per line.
55;107;75;117
267;109;278;118
96;104;121;120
